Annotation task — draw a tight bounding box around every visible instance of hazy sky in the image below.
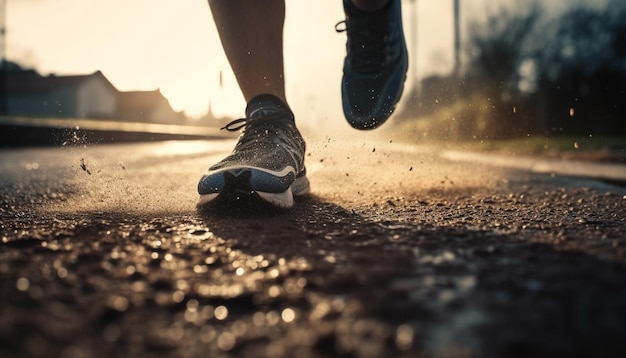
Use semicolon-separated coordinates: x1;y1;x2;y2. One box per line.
5;0;550;128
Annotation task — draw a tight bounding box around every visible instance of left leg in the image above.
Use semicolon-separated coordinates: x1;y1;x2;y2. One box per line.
338;0;409;129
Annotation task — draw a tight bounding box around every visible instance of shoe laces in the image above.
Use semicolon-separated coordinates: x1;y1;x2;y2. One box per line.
336;8;389;73
220;110;292;132
220;117;250;132
220;110;299;151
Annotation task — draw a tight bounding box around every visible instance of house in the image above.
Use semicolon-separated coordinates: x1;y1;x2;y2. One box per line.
6;69;118;118
117;89;185;125
3;62;184;124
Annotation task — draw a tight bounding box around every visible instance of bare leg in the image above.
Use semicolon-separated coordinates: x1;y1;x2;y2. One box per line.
208;0;286;103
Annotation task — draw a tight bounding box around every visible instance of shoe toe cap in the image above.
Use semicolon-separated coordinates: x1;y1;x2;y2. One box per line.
197;173;225;194
342;87;395;130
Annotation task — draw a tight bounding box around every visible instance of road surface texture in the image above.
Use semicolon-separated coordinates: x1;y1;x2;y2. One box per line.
1;133;626;358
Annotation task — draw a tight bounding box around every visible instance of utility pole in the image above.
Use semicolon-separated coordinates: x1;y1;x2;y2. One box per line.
409;0;418;85
0;0;5;63
0;0;7;114
453;0;461;77
402;0;420;120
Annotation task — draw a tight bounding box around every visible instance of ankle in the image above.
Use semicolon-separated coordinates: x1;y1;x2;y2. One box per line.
246;94;294;120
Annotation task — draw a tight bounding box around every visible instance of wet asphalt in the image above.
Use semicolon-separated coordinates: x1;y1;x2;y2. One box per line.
1;136;626;358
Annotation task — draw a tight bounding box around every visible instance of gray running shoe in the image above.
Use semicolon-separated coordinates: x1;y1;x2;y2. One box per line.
197;95;309;209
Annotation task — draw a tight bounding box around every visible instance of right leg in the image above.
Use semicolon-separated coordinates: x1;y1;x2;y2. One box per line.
198;0;309;209
207;0;287;103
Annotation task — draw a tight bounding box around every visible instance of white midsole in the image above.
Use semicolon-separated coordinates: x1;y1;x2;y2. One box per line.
197;175;310;209
205;165;296;178
197;193;219;206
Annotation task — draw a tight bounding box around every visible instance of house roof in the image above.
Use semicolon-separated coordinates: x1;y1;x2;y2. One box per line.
6;70;118;95
117;89;172;114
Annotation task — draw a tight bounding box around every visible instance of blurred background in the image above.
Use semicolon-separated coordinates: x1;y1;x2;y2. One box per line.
1;0;625;145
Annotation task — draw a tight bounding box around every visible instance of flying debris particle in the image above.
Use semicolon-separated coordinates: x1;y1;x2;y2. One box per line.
513;106;517;113
573;142;580;149
569;108;575;117
409;166;413;171
118;161;126;170
80;158;91;175
372;147;376;152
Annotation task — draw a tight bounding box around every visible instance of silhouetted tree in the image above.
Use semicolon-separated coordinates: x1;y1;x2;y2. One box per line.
459;5;541;139
415;5;541;140
399;1;626;140
533;0;626;136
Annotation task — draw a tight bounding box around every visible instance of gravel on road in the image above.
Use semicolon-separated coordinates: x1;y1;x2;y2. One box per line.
1;138;625;358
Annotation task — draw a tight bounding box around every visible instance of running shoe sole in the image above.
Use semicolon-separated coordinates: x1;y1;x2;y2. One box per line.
197;166;310;209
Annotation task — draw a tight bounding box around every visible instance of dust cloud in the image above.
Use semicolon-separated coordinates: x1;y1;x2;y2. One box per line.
303;127;508;207
32;128;509;216
42;140;235;216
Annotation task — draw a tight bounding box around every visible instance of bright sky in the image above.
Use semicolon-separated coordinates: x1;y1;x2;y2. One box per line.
6;0;507;128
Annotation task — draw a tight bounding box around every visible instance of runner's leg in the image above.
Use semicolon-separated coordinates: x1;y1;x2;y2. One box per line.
198;0;308;209
207;0;287;103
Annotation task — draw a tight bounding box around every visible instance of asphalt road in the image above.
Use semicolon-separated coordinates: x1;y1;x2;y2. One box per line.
1;134;626;358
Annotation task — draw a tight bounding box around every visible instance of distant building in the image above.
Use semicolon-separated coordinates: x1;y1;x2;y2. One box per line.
4;63;184;124
6;69;117;118
117;89;185;125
